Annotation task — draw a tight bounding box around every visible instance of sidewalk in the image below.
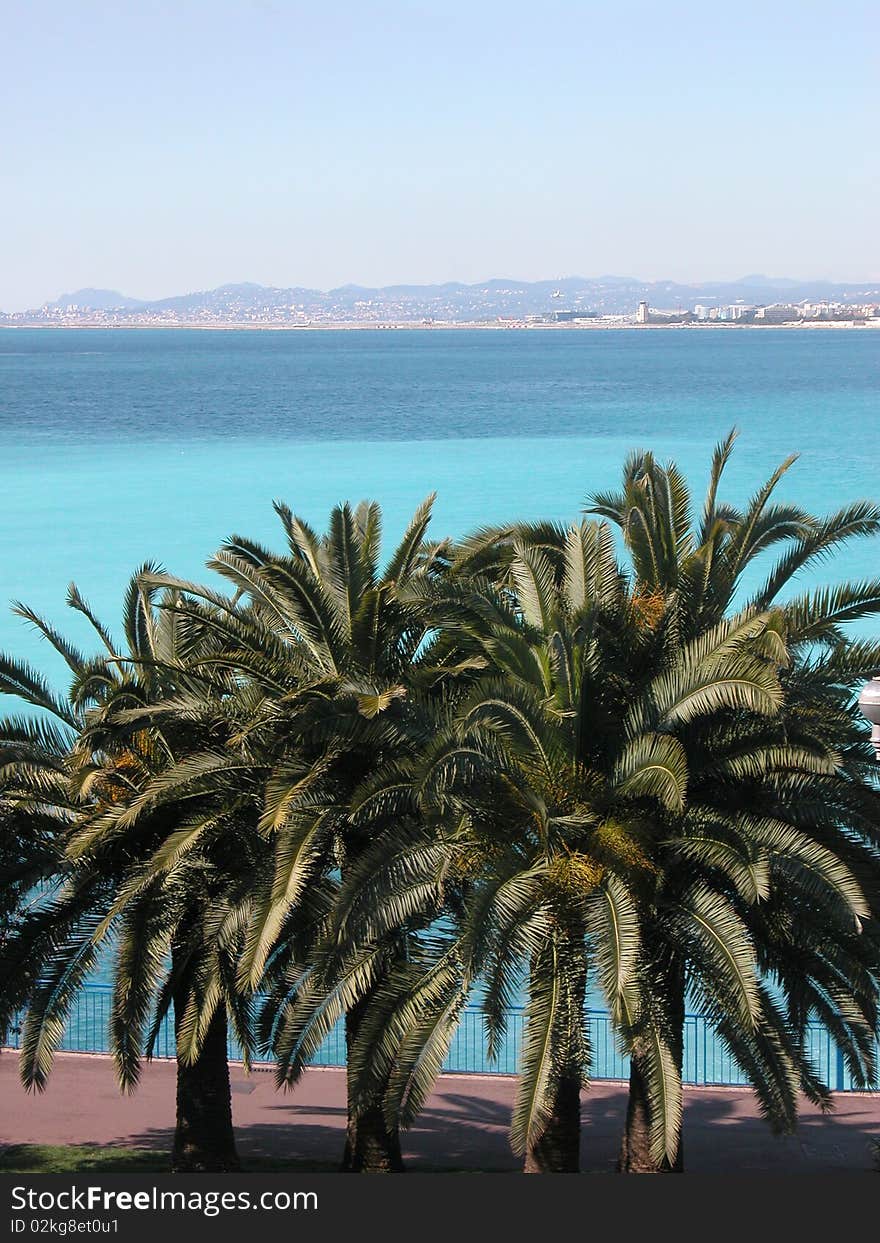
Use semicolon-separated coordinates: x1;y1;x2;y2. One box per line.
2;1052;879;1172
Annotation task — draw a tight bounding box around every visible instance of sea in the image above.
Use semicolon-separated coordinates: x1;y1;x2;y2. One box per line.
3;326;879;676
2;326;879;1082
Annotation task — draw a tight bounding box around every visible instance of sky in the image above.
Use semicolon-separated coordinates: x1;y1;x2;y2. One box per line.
2;0;877;309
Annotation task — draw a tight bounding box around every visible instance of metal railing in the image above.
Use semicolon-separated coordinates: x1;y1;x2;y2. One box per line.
4;983;873;1091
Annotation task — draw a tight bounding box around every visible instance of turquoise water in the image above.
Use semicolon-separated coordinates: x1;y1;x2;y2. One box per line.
3;327;879;1050
2;327;879;681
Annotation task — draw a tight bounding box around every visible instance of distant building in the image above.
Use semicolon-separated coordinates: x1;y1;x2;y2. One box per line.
754;304;798;323
552;309;599;322
636;300;649;324
694;304;710;320
717;304;753;321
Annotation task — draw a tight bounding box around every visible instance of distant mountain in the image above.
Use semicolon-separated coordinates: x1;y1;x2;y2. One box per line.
48;288;145;310
6;275;878;325
737;274;803;289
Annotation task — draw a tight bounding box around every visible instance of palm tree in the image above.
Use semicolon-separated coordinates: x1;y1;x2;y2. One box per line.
584;432;880;1169
0;650;84;1046
350;481;880;1176
313;518;830;1172
0;574;273;1171
144;495;472;1171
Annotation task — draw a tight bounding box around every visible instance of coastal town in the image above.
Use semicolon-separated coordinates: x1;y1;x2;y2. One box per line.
3;277;879;329
630;298;880;326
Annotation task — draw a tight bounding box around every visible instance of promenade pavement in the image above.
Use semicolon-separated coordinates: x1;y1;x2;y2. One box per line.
2;1053;879;1172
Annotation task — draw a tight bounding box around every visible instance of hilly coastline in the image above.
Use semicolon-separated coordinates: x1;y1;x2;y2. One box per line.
4;275;879;327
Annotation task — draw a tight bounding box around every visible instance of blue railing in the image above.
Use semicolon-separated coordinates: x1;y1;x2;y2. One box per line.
4;984;874;1091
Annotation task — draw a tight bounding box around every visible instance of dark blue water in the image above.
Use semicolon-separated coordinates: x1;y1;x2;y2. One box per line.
2;326;878;446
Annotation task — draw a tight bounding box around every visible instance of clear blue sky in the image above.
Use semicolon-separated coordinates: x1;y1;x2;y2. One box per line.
2;0;877;309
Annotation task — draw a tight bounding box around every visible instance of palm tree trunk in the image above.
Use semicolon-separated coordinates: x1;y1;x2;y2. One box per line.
617;1043;683;1172
341;1100;404;1173
618;967;685;1174
523;929;586;1173
340;996;404;1173
172;1004;240;1173
524;1070;582;1172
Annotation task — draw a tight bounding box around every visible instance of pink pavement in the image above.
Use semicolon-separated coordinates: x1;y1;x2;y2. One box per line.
2;1052;879;1172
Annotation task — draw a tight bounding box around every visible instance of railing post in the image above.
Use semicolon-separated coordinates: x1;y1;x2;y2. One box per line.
835;1043;845;1092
